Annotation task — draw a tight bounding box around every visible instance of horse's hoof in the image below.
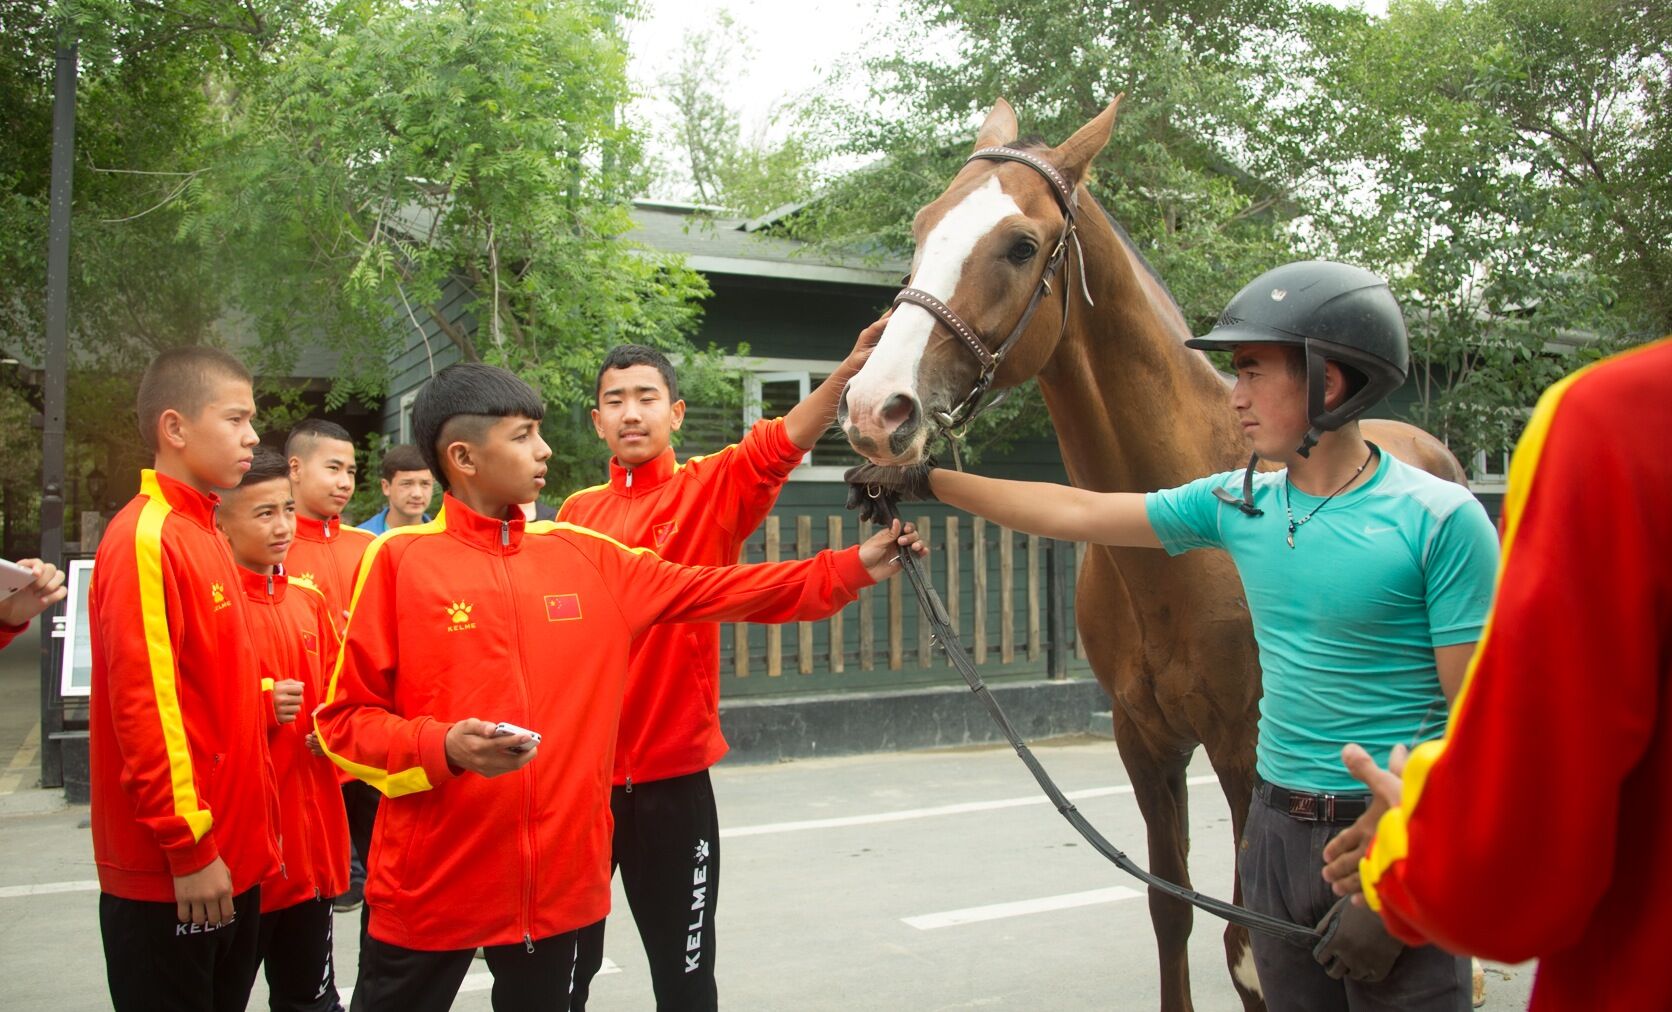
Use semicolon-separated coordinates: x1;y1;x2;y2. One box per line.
1471;957;1486;1007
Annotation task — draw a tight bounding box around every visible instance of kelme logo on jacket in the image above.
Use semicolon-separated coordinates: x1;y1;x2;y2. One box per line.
544;593;582;622
211;583;231;612
653;520;678;548
445;600;476;632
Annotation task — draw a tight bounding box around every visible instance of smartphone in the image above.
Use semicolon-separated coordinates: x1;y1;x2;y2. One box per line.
0;559;34;603
493;721;542;753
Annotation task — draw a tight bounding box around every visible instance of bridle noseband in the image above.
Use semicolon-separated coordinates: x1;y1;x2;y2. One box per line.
893;146;1095;440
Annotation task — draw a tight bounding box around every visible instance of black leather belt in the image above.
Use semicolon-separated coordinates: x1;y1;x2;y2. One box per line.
1254;774;1372;823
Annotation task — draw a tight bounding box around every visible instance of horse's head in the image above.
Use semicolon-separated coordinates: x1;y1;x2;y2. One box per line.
840;98;1121;466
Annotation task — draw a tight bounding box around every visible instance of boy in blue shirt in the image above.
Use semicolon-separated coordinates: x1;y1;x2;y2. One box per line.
849;261;1498;1010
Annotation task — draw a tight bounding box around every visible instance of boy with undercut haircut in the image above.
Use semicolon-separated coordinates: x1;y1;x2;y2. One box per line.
90;345;279;1012
218;446;351;1012
284;417;379;917
316;362;921;1011
562;320;884;1010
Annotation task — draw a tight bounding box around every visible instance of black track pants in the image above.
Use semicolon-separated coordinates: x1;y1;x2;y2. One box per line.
572;769;720;1011
257;896;343;1011
100;885;263;1012
349;930;581;1012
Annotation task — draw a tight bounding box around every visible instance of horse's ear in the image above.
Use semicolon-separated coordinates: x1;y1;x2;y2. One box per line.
972;98;1019;151
1050;95;1123;188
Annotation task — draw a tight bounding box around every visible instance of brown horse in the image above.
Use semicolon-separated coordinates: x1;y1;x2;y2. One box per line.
839;98;1465;1011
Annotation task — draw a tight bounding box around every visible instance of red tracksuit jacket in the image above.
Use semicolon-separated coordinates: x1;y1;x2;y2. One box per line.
0;620;25;651
316;493;872;951
289;514;373;786
287;513;374;628
1360;338;1672;1011
240;566;351;912
557;417;806;786
89;469;279;901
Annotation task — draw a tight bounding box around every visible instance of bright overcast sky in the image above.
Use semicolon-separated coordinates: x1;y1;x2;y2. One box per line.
625;0;890;142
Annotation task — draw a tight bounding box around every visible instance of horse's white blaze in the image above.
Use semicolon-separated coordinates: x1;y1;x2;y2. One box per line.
1233;942;1262;997
845;176;1022;433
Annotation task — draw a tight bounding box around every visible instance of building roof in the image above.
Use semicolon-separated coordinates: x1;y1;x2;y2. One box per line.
626;201;904;288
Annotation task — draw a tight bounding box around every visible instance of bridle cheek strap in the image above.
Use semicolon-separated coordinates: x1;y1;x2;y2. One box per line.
891;145;1090;435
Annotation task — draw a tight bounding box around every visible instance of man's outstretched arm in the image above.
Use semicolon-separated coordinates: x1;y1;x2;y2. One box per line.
847;463;1161;549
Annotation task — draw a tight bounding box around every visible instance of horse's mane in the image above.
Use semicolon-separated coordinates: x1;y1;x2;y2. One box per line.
1100;208;1186;322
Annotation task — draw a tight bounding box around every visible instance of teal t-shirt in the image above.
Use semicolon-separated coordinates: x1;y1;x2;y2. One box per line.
1144;449;1499;793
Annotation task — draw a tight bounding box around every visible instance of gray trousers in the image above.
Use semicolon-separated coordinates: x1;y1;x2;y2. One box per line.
1239;790;1471;1011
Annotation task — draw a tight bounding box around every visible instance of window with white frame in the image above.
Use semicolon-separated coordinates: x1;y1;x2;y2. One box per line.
675;357;853;480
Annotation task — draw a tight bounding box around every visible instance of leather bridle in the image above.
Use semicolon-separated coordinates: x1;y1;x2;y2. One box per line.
893;146;1095;439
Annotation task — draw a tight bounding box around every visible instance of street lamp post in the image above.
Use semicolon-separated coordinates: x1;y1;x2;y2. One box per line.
38;27;77;790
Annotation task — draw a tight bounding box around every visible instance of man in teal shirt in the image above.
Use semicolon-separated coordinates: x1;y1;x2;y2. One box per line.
850;261;1497;1010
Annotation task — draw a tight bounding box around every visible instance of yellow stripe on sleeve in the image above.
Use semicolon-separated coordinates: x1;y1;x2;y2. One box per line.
133;484;213;843
317;515;446;798
1360;341;1670;908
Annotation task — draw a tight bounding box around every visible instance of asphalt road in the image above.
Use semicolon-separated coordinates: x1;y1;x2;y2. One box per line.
0;736;1535;1010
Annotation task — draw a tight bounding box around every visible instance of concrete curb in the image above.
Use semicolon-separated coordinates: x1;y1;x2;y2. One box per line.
719;677;1111;764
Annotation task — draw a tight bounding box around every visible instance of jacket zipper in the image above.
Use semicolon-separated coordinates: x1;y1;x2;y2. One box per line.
257;587;290;881
625;467;633;489
497;523;537;948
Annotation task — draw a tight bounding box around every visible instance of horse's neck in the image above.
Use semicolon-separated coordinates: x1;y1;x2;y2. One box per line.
1036;211;1247;494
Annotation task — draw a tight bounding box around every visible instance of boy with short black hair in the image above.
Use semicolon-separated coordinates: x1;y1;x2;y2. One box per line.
284;417;378;917
285;419;374;624
219;446;351;1012
91;345;278;1011
317;362;920;1011
356;444;433;535
562;321;884;1009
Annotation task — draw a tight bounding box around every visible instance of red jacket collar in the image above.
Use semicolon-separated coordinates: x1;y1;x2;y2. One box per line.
609;447;678;495
294;512;346;543
235;564;288;603
140;469;220;529
439;493;527;553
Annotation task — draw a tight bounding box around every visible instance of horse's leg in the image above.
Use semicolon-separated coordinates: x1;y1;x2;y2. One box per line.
1206;731;1265;1012
1113;706;1197;1012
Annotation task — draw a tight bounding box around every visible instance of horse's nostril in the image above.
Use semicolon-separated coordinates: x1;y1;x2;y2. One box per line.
881;393;918;430
838;386;851;422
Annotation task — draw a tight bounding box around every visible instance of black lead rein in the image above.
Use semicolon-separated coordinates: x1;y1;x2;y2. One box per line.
869;492;1321;949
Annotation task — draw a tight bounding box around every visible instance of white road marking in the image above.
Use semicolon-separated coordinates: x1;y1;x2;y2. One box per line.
0;879;98;899
903;886;1144;930
723;774;1220;838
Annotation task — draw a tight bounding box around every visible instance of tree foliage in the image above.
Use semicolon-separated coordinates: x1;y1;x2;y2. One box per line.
1313;0;1669;459
647;15;818;216
793;0;1668;469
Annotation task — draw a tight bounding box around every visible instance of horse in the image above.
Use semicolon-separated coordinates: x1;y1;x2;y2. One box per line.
838;97;1468;1011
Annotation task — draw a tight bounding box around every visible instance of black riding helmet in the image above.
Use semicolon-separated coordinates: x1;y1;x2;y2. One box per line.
1187;260;1410;457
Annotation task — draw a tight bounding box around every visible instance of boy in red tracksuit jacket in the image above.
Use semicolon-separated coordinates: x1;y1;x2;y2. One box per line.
1323;337;1672;1011
560;323;883;1010
90;346;278;1012
285;417;379;917
315;363;922;1012
220;447;351;1012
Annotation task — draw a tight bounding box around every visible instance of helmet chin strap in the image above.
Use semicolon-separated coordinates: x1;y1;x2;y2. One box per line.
1211;453;1267;517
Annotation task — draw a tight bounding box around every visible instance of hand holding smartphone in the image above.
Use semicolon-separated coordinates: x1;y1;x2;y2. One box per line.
493;721;541;753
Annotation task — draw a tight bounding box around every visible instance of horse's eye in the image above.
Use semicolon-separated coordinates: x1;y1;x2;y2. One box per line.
1007;240;1038;264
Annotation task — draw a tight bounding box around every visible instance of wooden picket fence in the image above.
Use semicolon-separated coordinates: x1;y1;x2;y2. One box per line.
721;513;1088;695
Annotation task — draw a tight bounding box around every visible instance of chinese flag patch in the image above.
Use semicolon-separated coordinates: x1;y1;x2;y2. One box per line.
301;631;319;653
544;593;583;622
653;520;678;547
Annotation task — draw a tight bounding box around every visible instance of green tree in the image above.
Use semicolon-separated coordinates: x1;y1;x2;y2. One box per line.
1316;0;1668;462
194;0;721;493
787;0;1335;457
0;2;309;516
650;15;818;216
